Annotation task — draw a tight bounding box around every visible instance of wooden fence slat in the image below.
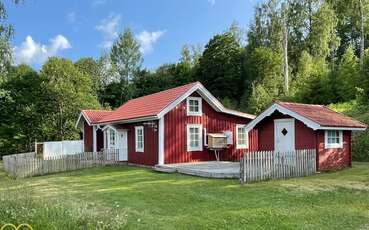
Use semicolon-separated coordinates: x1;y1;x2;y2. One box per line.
2;149;119;178
240;149;316;183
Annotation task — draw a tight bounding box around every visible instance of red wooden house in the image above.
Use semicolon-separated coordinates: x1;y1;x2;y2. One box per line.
76;82;366;171
245;102;367;171
76;82;256;166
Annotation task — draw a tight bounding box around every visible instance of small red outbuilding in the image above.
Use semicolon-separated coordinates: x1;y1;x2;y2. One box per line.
76;82;366;171
245;102;367;171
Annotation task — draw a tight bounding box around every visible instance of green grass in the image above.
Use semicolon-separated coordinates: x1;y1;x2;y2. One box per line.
1;162;369;229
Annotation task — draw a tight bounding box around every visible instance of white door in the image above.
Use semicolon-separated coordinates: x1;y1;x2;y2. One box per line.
117;130;128;161
274;119;295;152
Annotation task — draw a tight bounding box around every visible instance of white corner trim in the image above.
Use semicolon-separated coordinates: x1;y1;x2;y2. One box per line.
158;117;165;165
135;126;144;152
186;96;203;116
324;130;343;149
75;112;91;129
92;125;97;152
187;124;203;152
236;124;248;149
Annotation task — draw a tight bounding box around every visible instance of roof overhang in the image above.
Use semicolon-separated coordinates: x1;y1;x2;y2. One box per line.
75;111;92;129
245;103;367;132
101;124;128;132
97;115;158;126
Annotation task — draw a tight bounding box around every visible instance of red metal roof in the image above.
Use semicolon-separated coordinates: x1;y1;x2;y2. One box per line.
82;110;112;124
98;82;199;123
276;101;367;128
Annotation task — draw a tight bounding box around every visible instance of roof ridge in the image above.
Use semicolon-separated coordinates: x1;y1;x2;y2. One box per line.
115;81;200;111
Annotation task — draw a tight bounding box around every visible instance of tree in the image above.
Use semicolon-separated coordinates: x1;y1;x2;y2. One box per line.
0;65;45;155
74;57;101;97
198;29;244;104
336;46;360;101
243;47;284;113
41;57;100;141
110;28;142;83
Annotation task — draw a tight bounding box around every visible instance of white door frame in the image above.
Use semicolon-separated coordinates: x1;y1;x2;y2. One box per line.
274;118;295;152
117;130;128;161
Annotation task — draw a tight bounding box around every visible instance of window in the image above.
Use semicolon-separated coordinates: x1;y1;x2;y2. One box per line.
109;129;116;148
186;97;202;116
187;124;203;151
325;130;343;149
135;126;144;152
236;124;248;149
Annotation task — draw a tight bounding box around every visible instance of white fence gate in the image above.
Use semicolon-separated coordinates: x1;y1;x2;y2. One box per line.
42;140;83;159
240;149;316;183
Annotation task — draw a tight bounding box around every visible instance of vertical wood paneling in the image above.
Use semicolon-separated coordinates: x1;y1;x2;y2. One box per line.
164;92;255;164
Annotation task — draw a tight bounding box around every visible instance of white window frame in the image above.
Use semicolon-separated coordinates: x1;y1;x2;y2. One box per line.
325;130;343;149
135;126;144;152
236;124;248;149
186;97;202;116
187;124;203;151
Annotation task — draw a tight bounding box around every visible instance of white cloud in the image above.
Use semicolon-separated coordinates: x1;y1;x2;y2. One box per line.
66;11;76;23
91;0;107;7
13;35;71;65
136;30;165;55
208;0;215;6
95;14;121;49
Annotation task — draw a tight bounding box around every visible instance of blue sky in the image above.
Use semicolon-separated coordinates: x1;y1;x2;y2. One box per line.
7;0;260;69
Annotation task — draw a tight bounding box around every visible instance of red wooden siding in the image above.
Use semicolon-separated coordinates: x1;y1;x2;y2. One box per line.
123;121;158;166
96;129;104;151
84;121;93;152
252;111;352;171
164;92;256;164
316;130;351;171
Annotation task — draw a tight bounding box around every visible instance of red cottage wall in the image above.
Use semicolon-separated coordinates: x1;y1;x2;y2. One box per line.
124;121;158;166
164;92;257;164
84;121;93;152
316;130;351;171
254;111;316;151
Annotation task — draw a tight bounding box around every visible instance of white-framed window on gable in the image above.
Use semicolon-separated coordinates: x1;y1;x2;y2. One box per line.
186;97;202;116
109;129;116;149
135;126;144;152
236;124;248;149
325;130;343;149
187;124;203;151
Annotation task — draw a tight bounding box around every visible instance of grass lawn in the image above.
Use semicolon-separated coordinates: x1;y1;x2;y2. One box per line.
1;162;369;229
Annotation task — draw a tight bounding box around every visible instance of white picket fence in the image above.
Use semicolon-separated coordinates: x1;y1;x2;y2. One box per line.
3;149;119;178
240;149;316;183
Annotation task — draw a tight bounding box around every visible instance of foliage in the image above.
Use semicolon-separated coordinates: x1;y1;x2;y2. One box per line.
335;46;360;101
198;29;244;104
40;57;100;141
243;47;284;113
0;65;44;155
110;28;142;83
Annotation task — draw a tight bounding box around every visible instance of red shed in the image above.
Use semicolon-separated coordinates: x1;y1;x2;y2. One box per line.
245;102;367;171
76;82;256;166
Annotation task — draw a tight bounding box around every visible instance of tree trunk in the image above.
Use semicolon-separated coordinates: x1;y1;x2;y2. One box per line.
360;0;365;66
283;3;289;94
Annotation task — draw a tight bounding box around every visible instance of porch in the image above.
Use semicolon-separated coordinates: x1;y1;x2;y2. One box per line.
154;161;240;179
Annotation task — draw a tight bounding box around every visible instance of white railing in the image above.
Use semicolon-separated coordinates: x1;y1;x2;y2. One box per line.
240;149;316;183
3;149;119;178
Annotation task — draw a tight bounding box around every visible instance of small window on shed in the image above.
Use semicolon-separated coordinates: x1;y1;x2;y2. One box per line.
325;130;343;149
186;97;202;116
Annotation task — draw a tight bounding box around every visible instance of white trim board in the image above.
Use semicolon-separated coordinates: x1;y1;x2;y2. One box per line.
245;103;366;131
